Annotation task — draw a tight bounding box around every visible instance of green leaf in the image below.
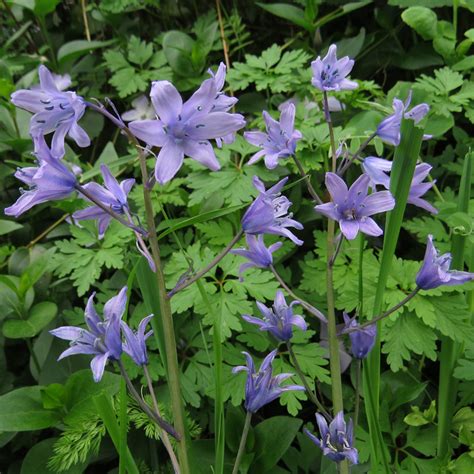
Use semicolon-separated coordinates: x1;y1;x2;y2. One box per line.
58;39;116;65
253;416;303;472
127;36;153;66
162;31;197;76
401;6;438;40
3;301;57;339
0;219;22;236
34;0;60;16
0;386;61;431
256;3;314;32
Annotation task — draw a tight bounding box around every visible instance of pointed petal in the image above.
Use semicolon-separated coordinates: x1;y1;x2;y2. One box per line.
360;191;395;216
359;217;383;237
150;80;182;123
104;286;128;320
340;220;360;240
129;120;167;147
155;140;185;184
68;122;90;148
325;172;348;206
182;140;220;171
187;112;246;140
50;326;85;341
90;352;110;382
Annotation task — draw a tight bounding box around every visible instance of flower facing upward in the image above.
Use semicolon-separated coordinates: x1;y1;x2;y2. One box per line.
232;350;304;413
121;315;154;366
342;313;376;359
242;291;307;342
305;412;358;464
315;173;395;240
242;176;304;245
50;287;128;382
376;92;430;146
311;44;358;92
244;103;302;169
416;235;474;290
11;65;90;157
4;136;76;218
362;157;438;214
231;234;282;275
129;75;245;184
72;164;135;238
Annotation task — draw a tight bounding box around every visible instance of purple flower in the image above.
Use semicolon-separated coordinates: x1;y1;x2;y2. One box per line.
72;164;135;238
129;76;246;184
416;235;474;290
121;315;154;366
304;411;358;465
363;157;438;214
242;291;307;342
311;44;358;92
232;350;304;413
122;95;155;121
244;103;302;169
230;234;282;274
4;136;76;217
315;172;395;240
50;287;128;382
376;92;430;146
11;65;90;157
242;176;304;245
342;313;376;359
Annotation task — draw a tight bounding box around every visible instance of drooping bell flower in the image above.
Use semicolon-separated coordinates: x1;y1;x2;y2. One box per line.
50;287;128;382
121;315;154;366
304;411;358;465
129;75;245;184
311;44;358;92
242;291;307;342
232;350;304;413
4;135;76;217
315;172;395;240
245;103;302;169
342;313;376;359
416;235;474;290
242;176;304;245
230;234;282;275
72;164;135;238
11;65;90;157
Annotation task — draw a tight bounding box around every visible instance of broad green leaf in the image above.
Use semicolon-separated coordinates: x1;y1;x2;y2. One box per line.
401;7;438;40
57;39;116;65
0;219;22;236
162;31;197;76
34;0;60;16
256;3;314;32
3;301;57;339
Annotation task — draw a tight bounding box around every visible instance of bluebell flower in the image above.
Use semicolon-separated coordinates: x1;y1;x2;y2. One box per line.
342;313;376;359
4;135;76;217
244;103;302;169
121;314;154;366
363;157;438;214
242;291;307;342
304;411;358;465
129;76;245;184
315;172;395;240
230;234;282;274
122;95;155;121
50;287;128;382
232;350;304;413
72;164;135;238
11;65;90;157
416;235;474;290
311;44;358;92
242;176;304;245
376;92;431;146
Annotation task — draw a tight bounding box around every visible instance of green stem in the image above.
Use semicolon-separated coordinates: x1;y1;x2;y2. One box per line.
287;342;330;418
36;15;58;69
292;155;323;204
118;379;127;474
337;132;377;176
232;412;252;474
26;338;41;374
354;360;361;432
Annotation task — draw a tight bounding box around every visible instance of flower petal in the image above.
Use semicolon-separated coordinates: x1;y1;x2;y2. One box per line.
182;140;220;171
150;80;182;123
155;140;185;184
129;120;167;147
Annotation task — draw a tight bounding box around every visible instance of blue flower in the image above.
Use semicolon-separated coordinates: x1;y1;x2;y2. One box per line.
232;350;304;413
376;92;430;146
50;287;128;382
129;75;245;184
72;164;135;238
315;172;395;240
11;65;90;157
121;315;154;366
342;313;376;359
230;234;282;274
4;136;76;217
242;176;304;245
311;44;358;92
244;103;302;169
305;411;358;464
416;235;474;290
242;291;307;342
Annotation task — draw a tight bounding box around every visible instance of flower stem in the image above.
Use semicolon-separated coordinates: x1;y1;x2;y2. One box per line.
232;412;252;474
292;156;323;204
168;230;244;297
354;359;361;432
144;365;181;474
269;265;327;323
287;342;330;418
337;131;377;176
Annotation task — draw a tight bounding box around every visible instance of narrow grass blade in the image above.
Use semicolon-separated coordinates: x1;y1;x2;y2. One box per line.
364;119;424;469
437;151;472;459
119;378;128;474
